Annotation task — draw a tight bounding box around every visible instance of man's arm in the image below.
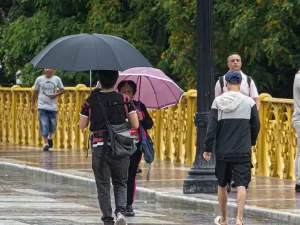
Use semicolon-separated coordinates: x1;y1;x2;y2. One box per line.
78;101;90;129
31;77;40;113
31;91;38;113
214;80;222;97
50;89;64;98
254;97;260;111
249;79;260;110
203;100;218;160
49;78;65;98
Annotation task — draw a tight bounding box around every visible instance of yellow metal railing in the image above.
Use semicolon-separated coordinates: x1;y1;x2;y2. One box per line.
0;85;297;180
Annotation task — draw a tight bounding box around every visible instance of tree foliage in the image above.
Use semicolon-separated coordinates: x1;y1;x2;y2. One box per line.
0;0;300;97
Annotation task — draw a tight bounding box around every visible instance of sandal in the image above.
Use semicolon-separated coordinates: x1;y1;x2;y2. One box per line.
214;216;228;225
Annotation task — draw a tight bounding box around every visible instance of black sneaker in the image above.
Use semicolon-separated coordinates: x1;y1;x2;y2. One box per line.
103;221;114;225
136;167;142;174
295;184;300;192
125;205;135;217
48;139;53;148
43;145;49;151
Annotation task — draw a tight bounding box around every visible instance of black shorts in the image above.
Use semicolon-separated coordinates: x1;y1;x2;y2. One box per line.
215;160;251;189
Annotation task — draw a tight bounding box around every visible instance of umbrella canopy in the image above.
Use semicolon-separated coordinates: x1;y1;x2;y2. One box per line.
117;67;184;109
30;33;152;72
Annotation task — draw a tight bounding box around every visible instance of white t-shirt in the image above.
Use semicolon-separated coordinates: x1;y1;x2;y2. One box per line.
215;71;259;99
34;75;64;111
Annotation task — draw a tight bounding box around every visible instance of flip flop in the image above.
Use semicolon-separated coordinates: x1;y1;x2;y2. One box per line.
214;216;228;225
214;216;222;225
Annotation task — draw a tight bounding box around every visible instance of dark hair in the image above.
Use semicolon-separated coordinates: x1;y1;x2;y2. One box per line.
117;80;137;95
95;70;119;89
227;52;242;61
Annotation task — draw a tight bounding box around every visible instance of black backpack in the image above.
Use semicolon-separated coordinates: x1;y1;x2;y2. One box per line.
219;75;252;96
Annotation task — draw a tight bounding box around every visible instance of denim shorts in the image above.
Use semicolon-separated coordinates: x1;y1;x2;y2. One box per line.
38;109;57;137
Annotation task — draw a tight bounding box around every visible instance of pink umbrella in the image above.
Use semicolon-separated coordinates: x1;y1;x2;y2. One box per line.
117;67;184;109
96;67;184;109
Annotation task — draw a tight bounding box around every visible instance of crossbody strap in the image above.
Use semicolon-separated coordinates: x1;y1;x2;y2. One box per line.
122;94;129;118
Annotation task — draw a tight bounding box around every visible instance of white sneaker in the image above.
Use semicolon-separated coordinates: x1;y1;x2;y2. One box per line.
115;212;127;225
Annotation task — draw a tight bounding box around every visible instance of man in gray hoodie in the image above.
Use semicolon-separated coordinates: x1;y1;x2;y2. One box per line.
203;71;260;225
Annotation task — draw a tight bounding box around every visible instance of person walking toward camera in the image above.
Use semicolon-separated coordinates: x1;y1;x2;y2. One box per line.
31;68;64;151
203;71;260;225
117;80;153;217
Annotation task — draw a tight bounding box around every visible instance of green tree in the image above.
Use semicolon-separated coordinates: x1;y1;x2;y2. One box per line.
1;0;300;97
0;0;90;86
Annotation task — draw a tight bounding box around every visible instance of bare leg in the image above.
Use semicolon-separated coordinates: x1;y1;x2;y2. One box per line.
43;136;48;145
218;186;228;224
236;186;246;225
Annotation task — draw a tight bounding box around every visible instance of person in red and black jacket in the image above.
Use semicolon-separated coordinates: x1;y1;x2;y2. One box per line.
78;71;139;225
117;80;153;217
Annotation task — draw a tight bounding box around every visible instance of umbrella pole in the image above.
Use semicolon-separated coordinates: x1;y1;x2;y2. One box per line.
90;70;92;94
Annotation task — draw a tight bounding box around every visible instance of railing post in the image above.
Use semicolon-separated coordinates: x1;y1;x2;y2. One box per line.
185;90;197;166
154;110;162;160
75;84;86;149
257;93;272;176
11;85;20;143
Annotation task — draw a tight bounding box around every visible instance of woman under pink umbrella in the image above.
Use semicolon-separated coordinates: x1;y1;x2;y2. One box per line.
117;80;153;217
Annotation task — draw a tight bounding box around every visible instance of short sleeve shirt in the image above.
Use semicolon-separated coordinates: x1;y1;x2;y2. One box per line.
214;71;259;99
34;75;64;111
80;91;135;132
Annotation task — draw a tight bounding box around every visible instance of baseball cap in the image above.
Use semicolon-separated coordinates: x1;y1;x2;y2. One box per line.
225;70;242;84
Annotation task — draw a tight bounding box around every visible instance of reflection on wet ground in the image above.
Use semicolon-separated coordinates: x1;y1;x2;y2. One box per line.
0;143;300;224
0;168;284;225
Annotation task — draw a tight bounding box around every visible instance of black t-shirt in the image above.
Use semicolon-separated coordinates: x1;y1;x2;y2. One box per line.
80;90;135;132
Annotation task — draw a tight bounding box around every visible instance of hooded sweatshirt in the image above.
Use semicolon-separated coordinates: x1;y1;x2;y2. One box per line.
204;91;260;161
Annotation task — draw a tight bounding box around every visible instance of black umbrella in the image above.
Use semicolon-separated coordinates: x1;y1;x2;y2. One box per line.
30;33;152;72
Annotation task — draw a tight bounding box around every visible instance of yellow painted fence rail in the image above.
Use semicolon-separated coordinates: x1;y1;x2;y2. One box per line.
0;85;297;180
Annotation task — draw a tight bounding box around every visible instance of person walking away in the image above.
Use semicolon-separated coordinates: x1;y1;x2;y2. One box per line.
78;70;139;225
31;68;64;151
292;69;300;193
117;80;153;217
203;71;260;225
215;53;260;190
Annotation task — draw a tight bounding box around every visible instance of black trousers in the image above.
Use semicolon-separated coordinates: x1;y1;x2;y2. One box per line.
92;146;130;223
127;143;142;206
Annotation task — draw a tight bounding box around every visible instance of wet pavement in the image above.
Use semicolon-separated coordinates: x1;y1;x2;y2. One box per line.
0;143;300;224
0;167;283;225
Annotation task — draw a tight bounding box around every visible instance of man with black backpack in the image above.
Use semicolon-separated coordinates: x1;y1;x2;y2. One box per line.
215;53;260;110
78;70;139;225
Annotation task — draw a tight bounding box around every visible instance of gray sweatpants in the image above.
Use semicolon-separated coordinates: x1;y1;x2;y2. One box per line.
92;146;130;223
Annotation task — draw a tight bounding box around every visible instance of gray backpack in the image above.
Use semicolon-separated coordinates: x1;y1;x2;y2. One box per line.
96;94;137;159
